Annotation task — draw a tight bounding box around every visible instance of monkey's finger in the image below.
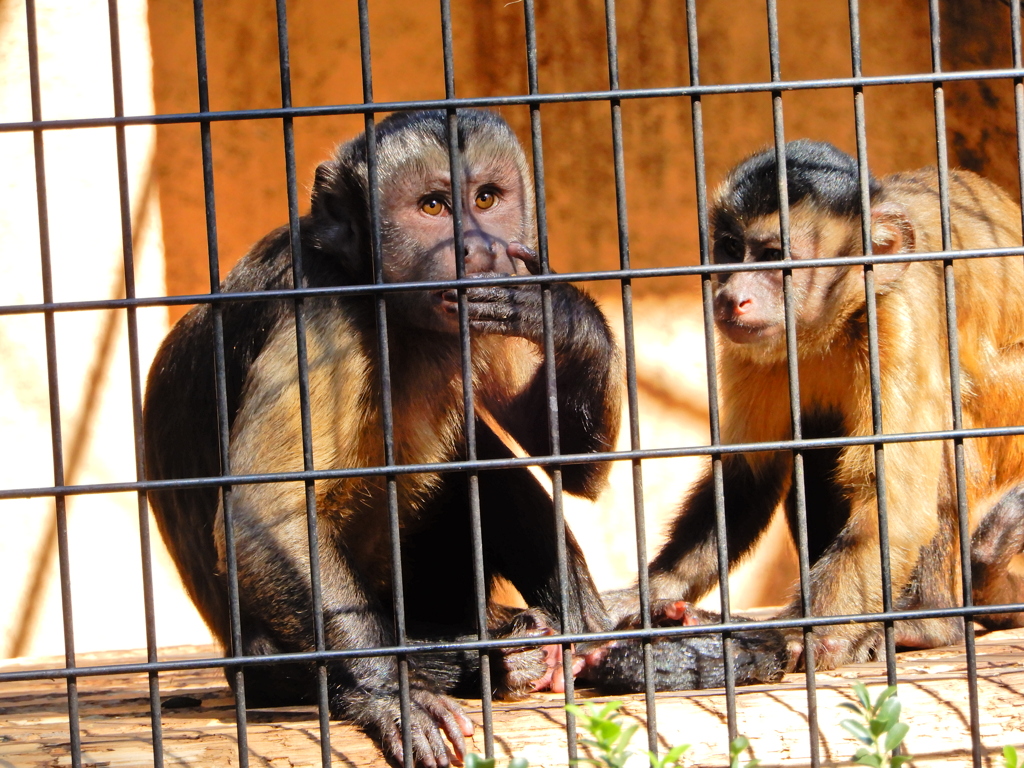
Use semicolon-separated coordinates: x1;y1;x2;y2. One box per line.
443;285;522;306
413;691;471;761
411;719;449;768
379;720;406;767
507;241;543;275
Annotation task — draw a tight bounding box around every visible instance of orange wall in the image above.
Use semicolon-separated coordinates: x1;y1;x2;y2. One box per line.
149;0;1021;316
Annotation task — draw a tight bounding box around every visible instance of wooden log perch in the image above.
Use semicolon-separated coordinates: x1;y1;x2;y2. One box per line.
2;629;1023;767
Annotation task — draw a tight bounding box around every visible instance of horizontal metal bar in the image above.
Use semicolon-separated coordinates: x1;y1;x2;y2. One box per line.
3;244;1022;318
2;600;1018;686
3;423;1023;502
0;66;1021;135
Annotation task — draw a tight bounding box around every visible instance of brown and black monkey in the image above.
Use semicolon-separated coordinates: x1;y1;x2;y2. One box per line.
607;140;1024;673
143;109;626;768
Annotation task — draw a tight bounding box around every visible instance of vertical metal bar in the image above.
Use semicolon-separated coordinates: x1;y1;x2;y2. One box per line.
353;4;412;766
765;1;820;765
521;2;578;763
191;2;250;764
927;4;982;766
105;0;164;764
1012;0;1024;222
846;0;899;688
684;0;739;747
601;0;661;754
24;2;82;766
437;0;495;758
271;4;333;766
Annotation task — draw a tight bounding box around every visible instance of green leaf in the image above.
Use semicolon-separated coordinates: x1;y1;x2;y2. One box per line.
853;753;882;768
840;718;874;746
664;744;690;761
595;719;619;743
874;686;897;709
869;718;888;738
891;755;914;768
599;702;625;720
852;682;872;710
878;696;902;726
465;755;495;768
1005;745;1019;768
731;736;750;752
838;702;864;714
508;759;529;768
885;722;909;752
614;723;639;750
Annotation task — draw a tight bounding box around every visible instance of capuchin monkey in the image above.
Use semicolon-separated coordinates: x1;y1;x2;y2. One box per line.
607;140;1024;673
143;109;624;768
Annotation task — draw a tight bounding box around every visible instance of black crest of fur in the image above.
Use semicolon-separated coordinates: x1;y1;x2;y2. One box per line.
714;140;882;225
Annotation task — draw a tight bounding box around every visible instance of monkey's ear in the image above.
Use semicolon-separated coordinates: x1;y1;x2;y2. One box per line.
310;161;360;223
869;203;914;284
309;160;371;279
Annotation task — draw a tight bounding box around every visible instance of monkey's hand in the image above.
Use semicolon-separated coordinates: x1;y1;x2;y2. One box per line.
580;600;789;693
440;242;575;345
349;686;474;768
490;607;584;697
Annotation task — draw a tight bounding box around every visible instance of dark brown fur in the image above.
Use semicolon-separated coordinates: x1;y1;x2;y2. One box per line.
616;141;1024;671
143;110;621;767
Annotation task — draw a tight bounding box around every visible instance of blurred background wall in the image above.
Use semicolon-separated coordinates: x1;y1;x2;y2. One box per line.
0;0;1017;659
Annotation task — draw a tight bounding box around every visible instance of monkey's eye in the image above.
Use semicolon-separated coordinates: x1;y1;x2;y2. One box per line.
421;197;447;216
714;236;743;263
475;191;497;210
761;247;784;262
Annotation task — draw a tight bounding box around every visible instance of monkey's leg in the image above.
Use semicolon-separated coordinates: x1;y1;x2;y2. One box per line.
472;422;610;638
227;502;472;768
972;484;1024;629
393;469;570;700
886;487;965;651
476;467;609;637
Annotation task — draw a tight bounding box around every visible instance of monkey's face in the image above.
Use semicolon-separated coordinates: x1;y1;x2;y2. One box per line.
711;205;863;360
379;141;535;333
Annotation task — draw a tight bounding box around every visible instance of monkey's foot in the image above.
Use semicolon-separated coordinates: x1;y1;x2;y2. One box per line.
490;608;582;696
356;688;473;768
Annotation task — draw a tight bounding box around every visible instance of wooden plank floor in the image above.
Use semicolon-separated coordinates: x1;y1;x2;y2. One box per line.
2;630;1023;767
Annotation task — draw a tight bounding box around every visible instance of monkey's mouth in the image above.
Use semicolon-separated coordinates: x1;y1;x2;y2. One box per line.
715;317;784;344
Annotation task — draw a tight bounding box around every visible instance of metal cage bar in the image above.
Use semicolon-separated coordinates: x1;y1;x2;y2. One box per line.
104;0;165;764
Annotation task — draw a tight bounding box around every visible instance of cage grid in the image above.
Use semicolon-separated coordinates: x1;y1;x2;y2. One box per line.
2;1;1024;767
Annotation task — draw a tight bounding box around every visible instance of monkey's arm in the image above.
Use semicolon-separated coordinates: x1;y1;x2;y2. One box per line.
652;454;787;598
470;244;622;498
602;453;787;622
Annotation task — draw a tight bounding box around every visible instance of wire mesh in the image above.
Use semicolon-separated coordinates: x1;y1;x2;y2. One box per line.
2;2;1024;768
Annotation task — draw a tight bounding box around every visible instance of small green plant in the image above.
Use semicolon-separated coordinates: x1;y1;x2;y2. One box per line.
728;735;759;768
567;700;758;768
464;753;528;768
567;701;646;768
1005;745;1019;768
838;682;911;768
